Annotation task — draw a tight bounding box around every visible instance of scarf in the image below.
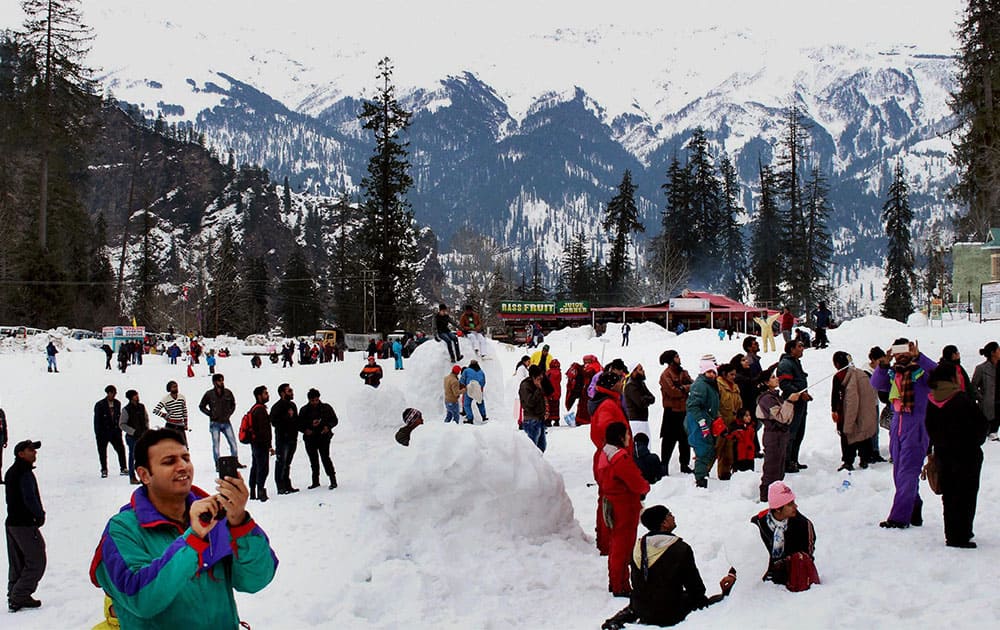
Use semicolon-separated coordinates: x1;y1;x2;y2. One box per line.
766;512;789;559
888;363;924;413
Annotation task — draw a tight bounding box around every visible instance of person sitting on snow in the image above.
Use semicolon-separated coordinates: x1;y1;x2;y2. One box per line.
602;505;736;629
750;481;819;591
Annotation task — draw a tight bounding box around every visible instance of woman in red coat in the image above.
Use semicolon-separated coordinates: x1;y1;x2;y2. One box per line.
545;359;563;427
597;421;650;597
591;372;631;555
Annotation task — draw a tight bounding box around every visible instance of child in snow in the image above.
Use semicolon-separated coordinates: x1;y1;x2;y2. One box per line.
750;481;819;591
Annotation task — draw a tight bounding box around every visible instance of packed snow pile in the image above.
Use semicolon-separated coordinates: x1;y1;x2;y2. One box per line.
367;423;579;539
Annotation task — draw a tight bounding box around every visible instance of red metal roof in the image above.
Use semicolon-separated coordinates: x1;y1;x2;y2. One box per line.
590;291;769;314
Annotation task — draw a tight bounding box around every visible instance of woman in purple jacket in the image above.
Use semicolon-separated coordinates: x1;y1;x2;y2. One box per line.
870;338;937;529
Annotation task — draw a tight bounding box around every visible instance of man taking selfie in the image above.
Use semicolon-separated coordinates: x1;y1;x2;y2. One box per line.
90;429;278;627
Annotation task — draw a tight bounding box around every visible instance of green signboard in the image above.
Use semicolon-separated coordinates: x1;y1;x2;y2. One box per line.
499;301;590;315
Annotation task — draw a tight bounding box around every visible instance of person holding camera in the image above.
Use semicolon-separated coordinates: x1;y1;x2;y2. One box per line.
870;338;937;529
602;505;736;629
90;429;278;628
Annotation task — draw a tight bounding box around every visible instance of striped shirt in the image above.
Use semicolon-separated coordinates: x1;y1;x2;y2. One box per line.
153;394;188;428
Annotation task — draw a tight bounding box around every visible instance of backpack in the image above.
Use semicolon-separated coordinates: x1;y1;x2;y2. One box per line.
466;379;483;403
239;404;262;444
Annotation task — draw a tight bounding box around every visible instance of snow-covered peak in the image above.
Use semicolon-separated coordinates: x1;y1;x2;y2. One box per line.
0;0;963;126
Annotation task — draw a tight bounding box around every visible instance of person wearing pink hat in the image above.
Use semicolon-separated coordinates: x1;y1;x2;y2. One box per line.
750;481;820;591
684;355;720;488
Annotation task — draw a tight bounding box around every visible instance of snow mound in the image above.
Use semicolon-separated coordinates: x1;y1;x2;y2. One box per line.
907;311;929;327
366;423;577;539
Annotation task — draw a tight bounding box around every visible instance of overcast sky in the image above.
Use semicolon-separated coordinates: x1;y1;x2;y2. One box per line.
0;1;966;118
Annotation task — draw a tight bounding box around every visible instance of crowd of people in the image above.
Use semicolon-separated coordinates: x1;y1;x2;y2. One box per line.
7;313;1000;626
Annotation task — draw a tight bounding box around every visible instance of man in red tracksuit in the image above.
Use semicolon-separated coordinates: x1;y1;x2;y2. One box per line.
590;372;632;556
597;422;650;597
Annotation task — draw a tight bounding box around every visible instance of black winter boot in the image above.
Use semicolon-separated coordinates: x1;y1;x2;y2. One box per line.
259;488;268;503
695;478;708;488
329;473;338;489
250;488;257;501
911;498;923;527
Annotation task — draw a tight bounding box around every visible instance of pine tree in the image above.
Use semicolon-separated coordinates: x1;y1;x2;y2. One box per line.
241;256;270;334
528;250;546;300
278;250;321;336
21;0;96;251
357;57;418;330
718;155;746;299
659;154;695;261
801;167;834;314
132;210;157;327
775;106;811;312
882;161;916;321
750;162;784;307
207;225;240;336
686;128;724;278
602;170;644;303
560;232;594;302
951;0;1000;238
922;224;948;302
283;175;292;213
88;212;115;318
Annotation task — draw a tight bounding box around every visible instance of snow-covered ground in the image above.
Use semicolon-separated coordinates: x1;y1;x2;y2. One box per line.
3;316;1000;628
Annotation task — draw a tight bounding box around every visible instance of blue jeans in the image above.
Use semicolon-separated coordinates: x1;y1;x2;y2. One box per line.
46;356;57;371
249;444;270;493
274;436;298;491
523;419;546;452
439;332;460;360
210;422;239;463
444;402;460;423
463;396;487;421
125;434;138;477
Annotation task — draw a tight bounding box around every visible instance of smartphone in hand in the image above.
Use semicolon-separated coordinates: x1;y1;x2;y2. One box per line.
217;456;240;480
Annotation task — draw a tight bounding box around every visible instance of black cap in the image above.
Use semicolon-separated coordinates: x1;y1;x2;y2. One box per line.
641;505;671;531
14;440;41;454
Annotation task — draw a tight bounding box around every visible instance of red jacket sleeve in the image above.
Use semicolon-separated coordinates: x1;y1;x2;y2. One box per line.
611;451;650;496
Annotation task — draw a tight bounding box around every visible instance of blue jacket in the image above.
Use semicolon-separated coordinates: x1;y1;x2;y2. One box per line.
684;375;720;451
460;367;486;389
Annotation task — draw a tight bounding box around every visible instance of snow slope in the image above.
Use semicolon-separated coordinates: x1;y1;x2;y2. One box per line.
3;315;1000;628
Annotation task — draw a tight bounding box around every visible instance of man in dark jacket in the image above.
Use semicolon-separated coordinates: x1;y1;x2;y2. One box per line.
94;385;127;478
119;389;150;484
5;440;46;612
434;304;462;362
811;302;832;349
199;373;239;466
624;364;656;440
602;505;735;629
248;386;273;502
298;388;339;490
777;340;812;472
519;365;548;452
270;383;299;494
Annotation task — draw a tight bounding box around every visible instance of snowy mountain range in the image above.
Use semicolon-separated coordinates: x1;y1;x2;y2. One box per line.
1;1;967;307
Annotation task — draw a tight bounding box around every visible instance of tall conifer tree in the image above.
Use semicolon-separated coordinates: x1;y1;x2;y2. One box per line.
358;57;418;330
603;170;644;303
750;162;784;307
882;162;916;321
951;0;1000;238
